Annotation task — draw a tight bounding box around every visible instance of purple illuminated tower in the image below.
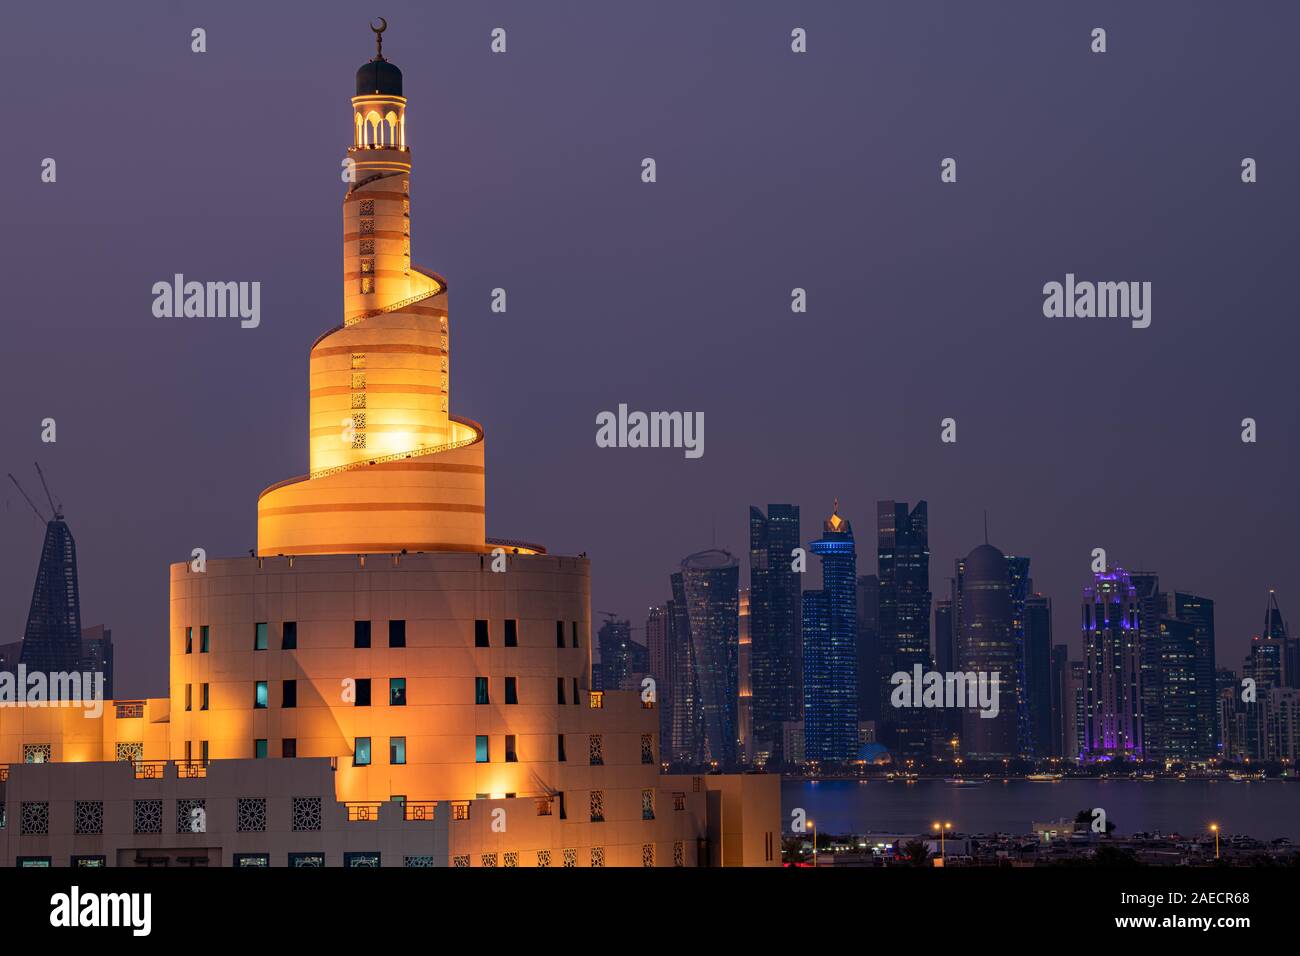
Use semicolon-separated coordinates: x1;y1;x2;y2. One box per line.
1081;568;1144;762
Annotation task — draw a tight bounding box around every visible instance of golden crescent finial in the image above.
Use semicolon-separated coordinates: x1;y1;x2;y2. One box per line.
371;17;387;34
370;17;388;59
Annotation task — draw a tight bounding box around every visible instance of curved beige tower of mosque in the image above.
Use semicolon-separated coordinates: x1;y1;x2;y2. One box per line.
0;26;779;868
257;24;486;557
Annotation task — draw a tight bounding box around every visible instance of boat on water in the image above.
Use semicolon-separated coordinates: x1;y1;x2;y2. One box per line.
944;777;985;787
1026;773;1063;782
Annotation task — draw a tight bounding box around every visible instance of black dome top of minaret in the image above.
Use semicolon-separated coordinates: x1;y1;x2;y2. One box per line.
356;17;402;96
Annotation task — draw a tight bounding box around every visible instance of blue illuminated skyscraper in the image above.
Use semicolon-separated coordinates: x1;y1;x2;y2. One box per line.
803;502;858;762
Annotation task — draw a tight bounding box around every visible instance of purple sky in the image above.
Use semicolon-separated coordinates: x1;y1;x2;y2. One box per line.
3;1;1298;696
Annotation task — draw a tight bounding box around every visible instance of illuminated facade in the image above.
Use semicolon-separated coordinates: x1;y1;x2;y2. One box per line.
803;503;858;762
0;26;779;867
1081;569;1144;762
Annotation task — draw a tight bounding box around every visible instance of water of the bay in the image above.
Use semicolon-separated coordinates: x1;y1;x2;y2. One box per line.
781;777;1300;840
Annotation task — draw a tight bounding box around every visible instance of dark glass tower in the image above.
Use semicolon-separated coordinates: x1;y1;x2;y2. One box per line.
748;505;801;764
956;543;1017;760
1006;555;1032;758
856;574;880;723
673;549;740;768
1024;594;1054;760
877;500;931;757
803;503;858;761
19;515;84;683
1173;591;1217;760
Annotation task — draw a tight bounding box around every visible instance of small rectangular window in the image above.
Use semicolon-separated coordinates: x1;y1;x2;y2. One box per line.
390;736;406;765
504;619;518;647
254;622;268;650
558;734;567;762
282;738;297;758
475;620;489;647
200;740;209;762
475;735;489;763
505;735;518;762
355;737;371;766
571;621;579;648
505;677;518;704
389;677;406;706
254;739;268;759
572;677;579;705
184;684;192;712
200;626;209;653
354;621;371;648
389;619;406;648
200;684;209;711
556;620;565;648
355;678;371;707
282;621;297;650
254;681;268;709
475;676;490;705
557;678;566;705
282;680;297;708
185;627;193;654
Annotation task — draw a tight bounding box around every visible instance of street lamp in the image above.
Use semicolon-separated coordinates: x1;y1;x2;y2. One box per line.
1209;822;1220;860
932;821;953;863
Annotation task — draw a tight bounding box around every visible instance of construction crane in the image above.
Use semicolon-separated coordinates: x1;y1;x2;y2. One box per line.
8;470;49;526
34;461;63;519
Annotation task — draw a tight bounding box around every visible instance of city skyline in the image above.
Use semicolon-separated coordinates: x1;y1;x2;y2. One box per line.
5;2;1299;698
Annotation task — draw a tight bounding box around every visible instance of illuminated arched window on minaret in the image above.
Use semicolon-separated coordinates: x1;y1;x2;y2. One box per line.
354;112;363;147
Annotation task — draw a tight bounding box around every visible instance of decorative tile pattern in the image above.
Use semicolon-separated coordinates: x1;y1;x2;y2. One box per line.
452;854;470;868
22;743;51;764
236;798;266;833
642;788;655;820
20;802;49;835
562;848;577;868
643;843;655;867
674;841;685;867
292;796;322;832
641;734;655;764
503;851;519;868
589;734;603;765
537;849;552;867
589;789;604;822
115;741;144;763
74;801;103;835
404;855;435;867
591;846;605;867
177;798;206;833
481;852;498;867
133;799;162;834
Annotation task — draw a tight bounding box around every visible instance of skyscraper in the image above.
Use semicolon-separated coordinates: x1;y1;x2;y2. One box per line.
1173;591;1218;759
19;513;83;676
1049;643;1070;758
877;500;931;757
933;595;960;742
672;549;741;768
1024;594;1054;760
595;617;647;692
1082;569;1143;762
803;503;858;762
856;574;880;725
748;505;801;764
645;604;675;758
738;587;753;764
1005;555;1032;758
955;543;1017;760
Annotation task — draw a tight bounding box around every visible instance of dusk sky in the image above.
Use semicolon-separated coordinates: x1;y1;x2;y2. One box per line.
3;1;1298;696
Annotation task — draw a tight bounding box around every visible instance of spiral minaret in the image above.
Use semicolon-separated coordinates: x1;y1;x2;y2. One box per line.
258;24;488;556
